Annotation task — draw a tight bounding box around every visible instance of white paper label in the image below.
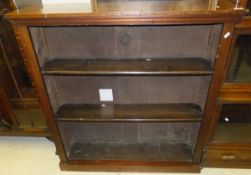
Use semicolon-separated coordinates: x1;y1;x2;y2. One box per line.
99;89;113;102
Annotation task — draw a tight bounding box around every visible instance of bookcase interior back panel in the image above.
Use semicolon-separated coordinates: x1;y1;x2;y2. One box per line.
30;24;222;67
43;75;211;114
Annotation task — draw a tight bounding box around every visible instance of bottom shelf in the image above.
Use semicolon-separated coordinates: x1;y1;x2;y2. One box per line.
69;142;192;162
58;121;200;163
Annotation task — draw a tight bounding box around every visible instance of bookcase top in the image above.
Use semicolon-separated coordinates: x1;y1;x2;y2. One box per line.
5;0;247;25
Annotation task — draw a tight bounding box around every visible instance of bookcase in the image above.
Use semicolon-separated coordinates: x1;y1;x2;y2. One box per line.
5;0;246;172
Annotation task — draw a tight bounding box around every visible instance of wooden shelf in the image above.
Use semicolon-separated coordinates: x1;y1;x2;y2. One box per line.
55;103;203;122
41;58;212;76
68;142;192;162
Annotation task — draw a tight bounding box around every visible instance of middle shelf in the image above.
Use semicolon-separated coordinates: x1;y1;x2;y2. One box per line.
43;75;211;121
41;58;213;76
55;103;203;122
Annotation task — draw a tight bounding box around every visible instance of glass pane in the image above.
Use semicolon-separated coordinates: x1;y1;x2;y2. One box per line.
247;0;251;16
212;104;251;144
14;109;47;129
226;35;251;82
0;28;47;130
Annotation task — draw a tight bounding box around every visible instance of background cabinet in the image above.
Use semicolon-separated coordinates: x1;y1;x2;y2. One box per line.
203;0;251;168
0;0;49;136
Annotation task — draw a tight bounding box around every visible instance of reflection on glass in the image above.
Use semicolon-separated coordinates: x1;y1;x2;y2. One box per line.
226;35;251;82
212;104;251;143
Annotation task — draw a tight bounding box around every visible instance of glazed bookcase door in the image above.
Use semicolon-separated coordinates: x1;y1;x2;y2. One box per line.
203;1;251;168
0;0;49;136
0;36;48;133
221;0;251;84
216;1;251;143
219;22;251;102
